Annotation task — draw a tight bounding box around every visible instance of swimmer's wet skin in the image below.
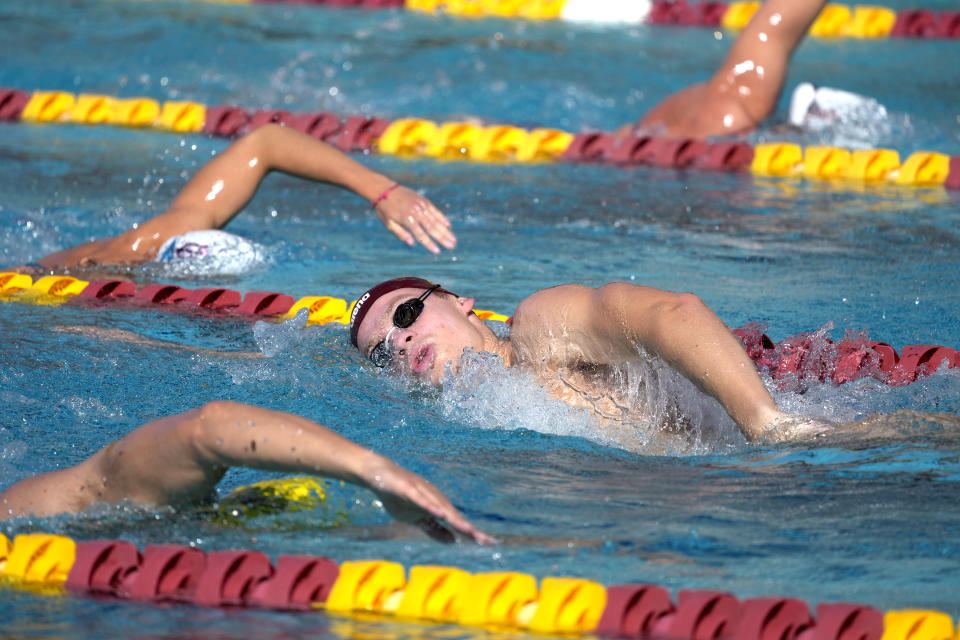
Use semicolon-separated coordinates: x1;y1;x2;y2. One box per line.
630;0;829;138
18;123;454;272
351;278;834;443
0;401;492;544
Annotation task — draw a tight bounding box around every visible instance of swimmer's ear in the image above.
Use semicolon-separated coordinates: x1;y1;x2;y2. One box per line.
457;297;476;315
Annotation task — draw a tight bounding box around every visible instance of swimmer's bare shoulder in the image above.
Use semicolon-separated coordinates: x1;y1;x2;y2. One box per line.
509;284;593;354
511;284;592;329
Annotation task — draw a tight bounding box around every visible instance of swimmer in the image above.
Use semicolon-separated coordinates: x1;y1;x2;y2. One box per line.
0;401;491;544
21;123;455;271
626;0;829;139
350;278;833;443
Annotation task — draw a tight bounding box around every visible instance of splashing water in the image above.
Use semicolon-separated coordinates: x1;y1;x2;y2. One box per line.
801;92;898;149
253;309;311;358
213;310;321;386
436;349;742;455
772;83;923;150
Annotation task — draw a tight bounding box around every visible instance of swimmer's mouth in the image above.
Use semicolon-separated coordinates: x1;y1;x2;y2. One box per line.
410;343;435;374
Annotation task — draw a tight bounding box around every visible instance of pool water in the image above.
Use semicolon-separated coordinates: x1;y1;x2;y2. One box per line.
2;0;960;636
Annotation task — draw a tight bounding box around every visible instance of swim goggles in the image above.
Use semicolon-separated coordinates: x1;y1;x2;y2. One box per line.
368;284;441;368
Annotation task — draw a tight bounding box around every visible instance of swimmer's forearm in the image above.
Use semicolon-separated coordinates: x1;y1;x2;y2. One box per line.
189;402;490;543
164;124;394;229
253;124;394;203
711;0;828;125
650;309;779;440
609;286;779;439
189;401;382;488
729;0;826;60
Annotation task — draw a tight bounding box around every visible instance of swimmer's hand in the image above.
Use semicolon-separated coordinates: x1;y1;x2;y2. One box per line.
760;413;836;443
362;458;494;544
374;185;457;255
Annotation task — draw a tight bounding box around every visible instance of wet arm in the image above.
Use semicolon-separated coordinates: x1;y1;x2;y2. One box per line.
162;123;454;252
635;0;827;137
37;124;454;267
705;0;828;124
127;401;487;541
590;284;781;440
0;402;489;541
162;123;393;229
50;325;262;359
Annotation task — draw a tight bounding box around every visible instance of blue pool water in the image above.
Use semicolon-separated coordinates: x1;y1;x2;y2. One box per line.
2;0;960;636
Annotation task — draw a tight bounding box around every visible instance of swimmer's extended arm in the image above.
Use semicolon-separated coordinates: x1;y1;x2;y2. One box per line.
162;123;455;254
0;401;491;543
634;0;828;137
34;124;454;268
513;284;782;440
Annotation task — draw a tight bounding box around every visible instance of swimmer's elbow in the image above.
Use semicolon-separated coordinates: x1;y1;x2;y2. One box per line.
187;401;247;462
232;123;284;167
595;283;706;319
663;291;708;316
646;291;713;342
244;122;284;144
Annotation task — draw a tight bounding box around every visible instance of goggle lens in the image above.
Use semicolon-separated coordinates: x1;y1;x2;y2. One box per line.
368;285;440;368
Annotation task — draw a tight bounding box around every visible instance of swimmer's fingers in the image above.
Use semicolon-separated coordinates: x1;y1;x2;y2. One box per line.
372;464;494;545
374;186;457;254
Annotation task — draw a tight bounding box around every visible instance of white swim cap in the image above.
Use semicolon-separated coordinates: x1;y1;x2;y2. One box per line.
155;230;264;274
788;82;818;127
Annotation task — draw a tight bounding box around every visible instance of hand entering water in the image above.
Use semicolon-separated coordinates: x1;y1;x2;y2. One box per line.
760;413;836;443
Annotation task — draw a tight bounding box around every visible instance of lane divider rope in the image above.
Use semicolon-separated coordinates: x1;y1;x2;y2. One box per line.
2;88;959;191
173;0;960;39
0;532;958;638
1;271;956;387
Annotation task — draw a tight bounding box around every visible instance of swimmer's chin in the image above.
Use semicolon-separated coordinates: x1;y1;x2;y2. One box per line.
406;348;505;386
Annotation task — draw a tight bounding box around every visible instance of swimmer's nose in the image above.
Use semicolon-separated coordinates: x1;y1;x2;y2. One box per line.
390;329;416;360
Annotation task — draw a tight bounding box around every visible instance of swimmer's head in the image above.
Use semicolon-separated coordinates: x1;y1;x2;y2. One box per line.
351;277;492;384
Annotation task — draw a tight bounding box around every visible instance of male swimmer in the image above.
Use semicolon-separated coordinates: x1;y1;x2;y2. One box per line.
628;0;832;139
350;277;831;443
0;401;491;544
20;123;455;272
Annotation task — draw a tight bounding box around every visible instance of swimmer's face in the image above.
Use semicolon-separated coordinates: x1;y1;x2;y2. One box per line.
355;287;487;384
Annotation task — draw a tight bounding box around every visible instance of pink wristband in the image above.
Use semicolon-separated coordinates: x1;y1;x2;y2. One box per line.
371;183;400;208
